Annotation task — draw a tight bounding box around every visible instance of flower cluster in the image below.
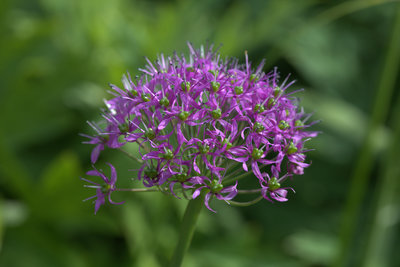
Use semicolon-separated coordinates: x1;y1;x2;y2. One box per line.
81;43;317;213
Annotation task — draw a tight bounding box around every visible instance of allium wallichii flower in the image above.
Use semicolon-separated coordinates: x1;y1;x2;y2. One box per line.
82;43;318;213
260;165;294;202
81;163;124;214
192;176;238;213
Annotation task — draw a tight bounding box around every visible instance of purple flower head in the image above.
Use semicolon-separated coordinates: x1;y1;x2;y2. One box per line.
81;163;124;214
81;43;318;212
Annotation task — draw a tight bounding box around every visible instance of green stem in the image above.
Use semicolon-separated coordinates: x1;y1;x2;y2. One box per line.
116;188;158;192
333;3;400;267
223;162;244;178
118;147;143;163
223;169;254;185
229;196;263;207
237;189;262;194
169;196;203;267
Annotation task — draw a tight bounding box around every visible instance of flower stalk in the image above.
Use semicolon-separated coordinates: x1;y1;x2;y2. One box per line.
169;195;204;267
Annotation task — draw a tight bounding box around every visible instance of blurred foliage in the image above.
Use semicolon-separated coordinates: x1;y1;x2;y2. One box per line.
0;0;399;266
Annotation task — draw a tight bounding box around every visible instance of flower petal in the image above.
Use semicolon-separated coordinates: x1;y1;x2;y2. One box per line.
107;163;117;184
204;193;217;213
91;144;103;164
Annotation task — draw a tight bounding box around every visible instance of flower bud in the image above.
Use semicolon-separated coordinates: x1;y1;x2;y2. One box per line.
211;108;222;119
208;69;218;77
252;148;263;159
199;144;210;154
210;179;223;193
268;177;281;191
295;120;304;129
222;138;233;150
181;81;191;92
159;96;170;107
178;111;190;121
101;183;112;193
267;98;277;108
144;166;158;179
162;148;174;160
278;120;290;130
254;103;265;113
273;87;282;97
141;93;151;102
250;73;258;82
234;86;243;95
176;172;187;182
254;122;264;133
287;142;298;154
131;90;138;97
145;128;156;139
211;81;220;92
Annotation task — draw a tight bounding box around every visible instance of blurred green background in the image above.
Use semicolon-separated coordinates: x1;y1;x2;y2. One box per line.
1;0;400;266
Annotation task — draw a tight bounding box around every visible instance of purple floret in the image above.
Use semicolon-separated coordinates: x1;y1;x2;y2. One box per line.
81;163;124;214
